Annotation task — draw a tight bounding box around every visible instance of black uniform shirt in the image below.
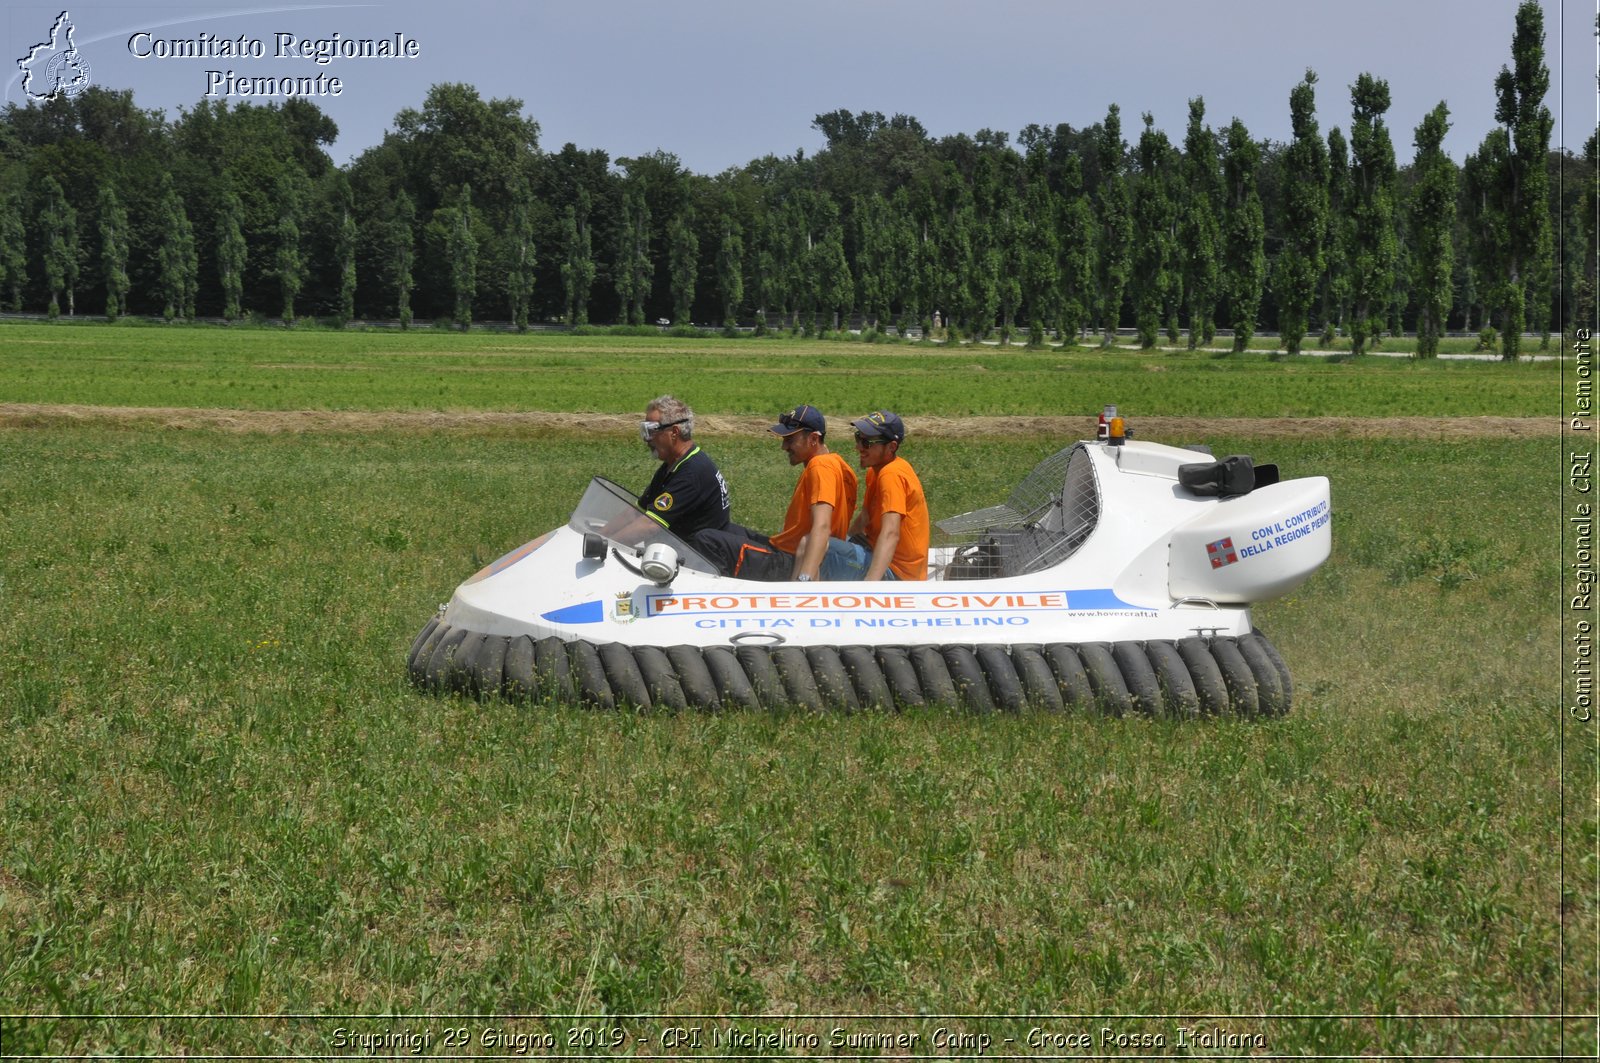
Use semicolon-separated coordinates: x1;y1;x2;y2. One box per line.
639;445;731;537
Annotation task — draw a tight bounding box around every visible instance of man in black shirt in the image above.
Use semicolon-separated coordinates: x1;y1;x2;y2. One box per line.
637;394;731;538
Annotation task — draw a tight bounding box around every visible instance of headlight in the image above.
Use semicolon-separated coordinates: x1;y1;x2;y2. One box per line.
639;542;679;584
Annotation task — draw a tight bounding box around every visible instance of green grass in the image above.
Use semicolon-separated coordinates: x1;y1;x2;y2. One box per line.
0;415;1586;1055
0;320;1560;418
1187;333;1533;356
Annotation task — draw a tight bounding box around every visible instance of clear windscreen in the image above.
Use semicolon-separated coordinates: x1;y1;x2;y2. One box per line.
567;476;718;574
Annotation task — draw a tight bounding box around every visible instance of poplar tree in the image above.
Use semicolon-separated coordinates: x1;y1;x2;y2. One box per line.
335;187;358;326
98;184;129;320
887;188;920;336
216;189;247;321
667;211;697;326
853;193;890;331
1408;103;1457;357
1275;72;1329;354
906;180;944;338
273;174;303;325
809;207;852;333
1462;135;1511;346
65;203;82;315
795;201;823;335
558;205;578;323
1178;98;1222;349
1492;0;1554;357
1320;127;1351;346
615;186;651;325
40;176;78;318
716;206;744;332
1132;113;1178;348
968;152;1003;341
1388;228;1412;340
1347;74;1398;355
1094;105;1132;347
390;191;416;329
1057;179;1096;344
445;184;477;329
988;155;1025;344
748;208;775;334
561;188;595;326
506;182;535;331
178;213;198;320
860;189;919;336
157;175;198;321
935;170;978;339
1220;119;1265;352
1021;153;1062;347
821;228;854;334
759;197;804;332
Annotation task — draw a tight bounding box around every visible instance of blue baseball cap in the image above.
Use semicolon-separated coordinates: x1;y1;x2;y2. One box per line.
851;410;905;443
771;404;826;436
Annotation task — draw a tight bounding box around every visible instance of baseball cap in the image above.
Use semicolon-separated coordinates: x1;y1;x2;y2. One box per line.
771;404;826;436
850;410;905;443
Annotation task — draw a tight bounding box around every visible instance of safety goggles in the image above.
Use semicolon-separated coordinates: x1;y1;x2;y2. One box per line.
640;418;686;442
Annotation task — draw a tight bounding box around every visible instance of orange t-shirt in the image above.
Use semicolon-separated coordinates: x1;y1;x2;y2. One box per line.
770;451;857;554
863;456;929;581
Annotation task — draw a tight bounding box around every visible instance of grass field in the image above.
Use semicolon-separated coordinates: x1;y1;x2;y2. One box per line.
0;321;1561;419
0;323;1589;1056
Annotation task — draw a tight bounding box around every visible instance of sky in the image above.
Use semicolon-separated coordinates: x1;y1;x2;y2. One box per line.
4;0;1595;174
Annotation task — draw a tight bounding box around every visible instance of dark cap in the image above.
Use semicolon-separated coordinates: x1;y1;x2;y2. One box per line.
851;410;905;444
771;404;826;437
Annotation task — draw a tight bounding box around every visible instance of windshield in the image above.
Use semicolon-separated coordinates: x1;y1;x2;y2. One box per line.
568;476;718;574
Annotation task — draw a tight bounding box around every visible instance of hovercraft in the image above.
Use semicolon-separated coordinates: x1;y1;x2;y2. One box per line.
407;431;1331;717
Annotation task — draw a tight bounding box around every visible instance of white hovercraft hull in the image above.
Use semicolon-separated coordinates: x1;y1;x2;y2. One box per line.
408;438;1331;716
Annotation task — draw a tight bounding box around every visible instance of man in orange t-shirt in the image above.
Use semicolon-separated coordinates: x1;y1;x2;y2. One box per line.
690;404;857;581
818;410;930;581
764;405;858;580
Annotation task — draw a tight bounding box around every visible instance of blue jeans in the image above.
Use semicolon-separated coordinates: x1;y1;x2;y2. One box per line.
819;537;899;581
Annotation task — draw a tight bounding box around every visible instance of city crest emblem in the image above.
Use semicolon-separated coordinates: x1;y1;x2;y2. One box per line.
613;592;635;622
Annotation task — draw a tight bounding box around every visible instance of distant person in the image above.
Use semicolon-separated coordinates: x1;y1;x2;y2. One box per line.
693;404;857;580
636;395;731;538
816;410;929;581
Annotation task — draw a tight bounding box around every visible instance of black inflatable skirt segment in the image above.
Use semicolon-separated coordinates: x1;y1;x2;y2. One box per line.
406;619;1295;718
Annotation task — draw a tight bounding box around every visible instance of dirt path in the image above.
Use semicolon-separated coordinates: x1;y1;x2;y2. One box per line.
0;402;1557;439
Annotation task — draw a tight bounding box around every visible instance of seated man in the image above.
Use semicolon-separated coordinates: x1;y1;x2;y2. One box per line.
692;404;857;581
816;410;929;581
635;394;731;538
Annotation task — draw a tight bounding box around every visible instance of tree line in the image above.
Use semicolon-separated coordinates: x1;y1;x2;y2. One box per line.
0;1;1591;359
